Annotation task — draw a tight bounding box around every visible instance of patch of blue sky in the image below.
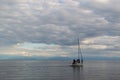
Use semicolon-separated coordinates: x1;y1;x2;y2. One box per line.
17;42;57;50
58;0;64;3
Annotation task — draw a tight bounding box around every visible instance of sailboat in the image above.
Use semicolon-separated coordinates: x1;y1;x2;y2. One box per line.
71;38;83;67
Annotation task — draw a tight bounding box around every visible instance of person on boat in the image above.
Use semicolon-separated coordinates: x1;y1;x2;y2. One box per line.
72;59;76;64
77;59;80;63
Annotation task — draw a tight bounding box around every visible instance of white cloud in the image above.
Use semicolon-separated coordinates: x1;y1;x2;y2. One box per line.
82;36;120;45
0;43;70;57
94;0;110;3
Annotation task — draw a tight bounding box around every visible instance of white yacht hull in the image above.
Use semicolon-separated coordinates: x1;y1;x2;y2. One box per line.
71;63;83;67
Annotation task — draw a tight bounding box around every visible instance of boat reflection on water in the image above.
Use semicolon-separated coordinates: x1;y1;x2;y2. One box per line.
72;67;84;80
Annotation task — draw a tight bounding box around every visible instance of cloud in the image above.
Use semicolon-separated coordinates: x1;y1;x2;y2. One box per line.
0;42;70;58
80;0;120;23
0;0;110;45
81;35;120;58
0;0;120;59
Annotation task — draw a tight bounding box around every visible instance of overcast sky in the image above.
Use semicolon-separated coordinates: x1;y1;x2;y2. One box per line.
0;0;120;59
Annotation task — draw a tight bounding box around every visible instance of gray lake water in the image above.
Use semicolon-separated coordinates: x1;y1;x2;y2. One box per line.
0;60;120;80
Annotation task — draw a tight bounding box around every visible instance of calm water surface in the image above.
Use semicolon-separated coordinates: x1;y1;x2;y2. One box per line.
0;60;120;80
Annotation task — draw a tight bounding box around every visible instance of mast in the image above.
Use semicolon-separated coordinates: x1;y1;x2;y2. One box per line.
80;42;83;64
78;38;80;59
78;37;83;64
